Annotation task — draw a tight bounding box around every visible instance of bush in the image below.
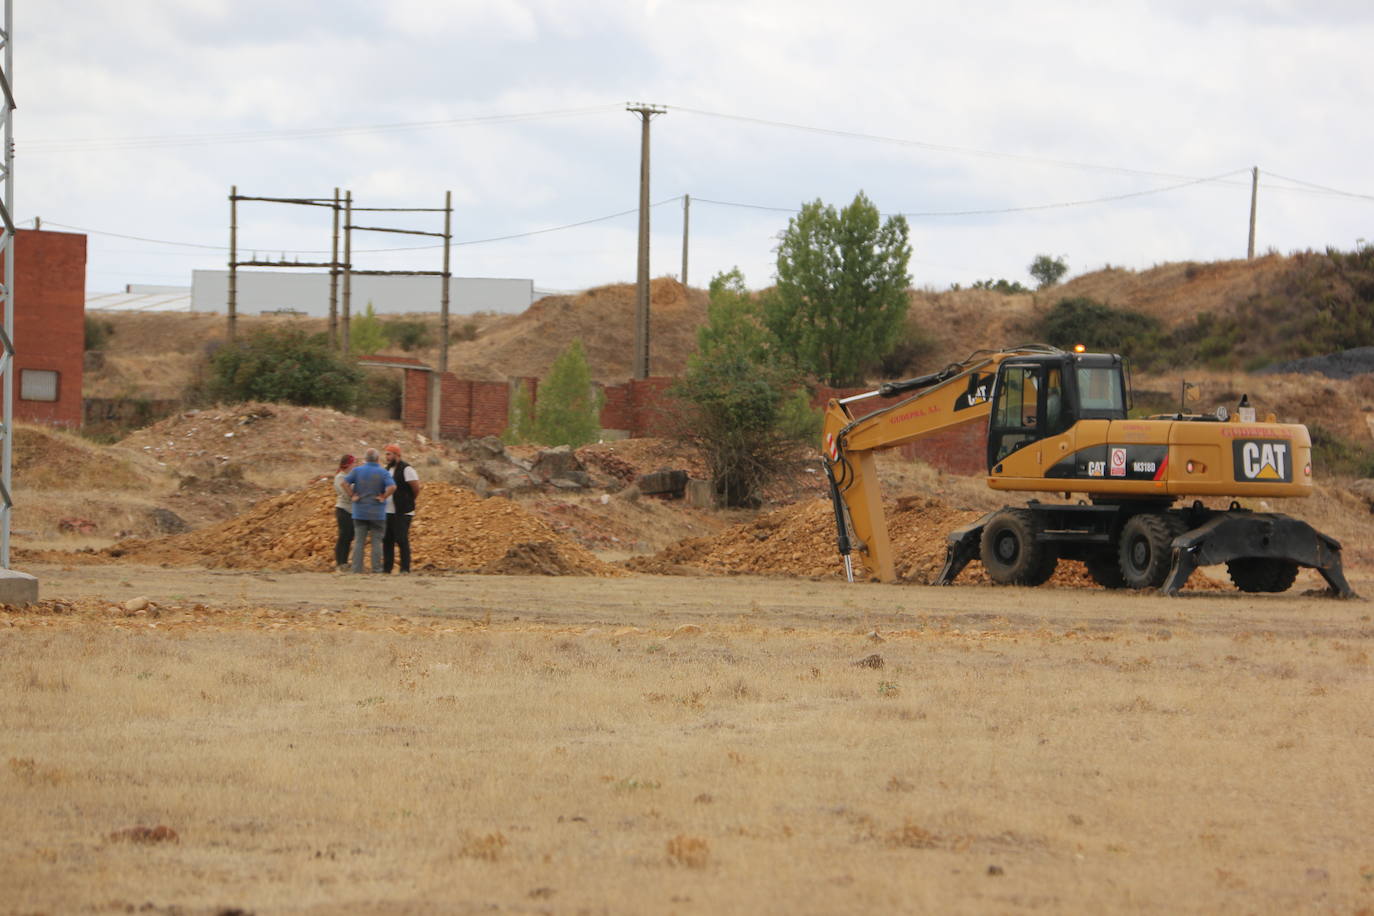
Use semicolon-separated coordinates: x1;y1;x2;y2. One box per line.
201;327;363;410
85;316;115;351
357;371;402;415
970;278;1031;294
349;302;387;356
383;319;432;352
1039;297;1163;366
875;313;938;378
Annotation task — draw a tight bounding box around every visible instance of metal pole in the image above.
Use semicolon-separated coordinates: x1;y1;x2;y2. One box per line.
429;190;451;441
328;187;339;347
341;190;352;354
228;185;237;342
1247;166;1258;259
0;0;13;569
681;193;689;288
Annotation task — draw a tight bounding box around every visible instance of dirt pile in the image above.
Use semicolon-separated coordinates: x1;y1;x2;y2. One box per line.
117;402;451;478
629;496;1225;591
15;424;154;492
446;279;708;381
106;482;625;576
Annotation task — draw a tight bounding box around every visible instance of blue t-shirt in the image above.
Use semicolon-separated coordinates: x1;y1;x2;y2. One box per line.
344;462;395;521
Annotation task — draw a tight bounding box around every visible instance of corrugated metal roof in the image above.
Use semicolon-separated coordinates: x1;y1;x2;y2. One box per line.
87;288;194;312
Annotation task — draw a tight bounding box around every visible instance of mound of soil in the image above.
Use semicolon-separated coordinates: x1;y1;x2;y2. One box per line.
629;496;1225;591
117;403;451;476
446;279;708;381
105;482;625;576
15;425;153;492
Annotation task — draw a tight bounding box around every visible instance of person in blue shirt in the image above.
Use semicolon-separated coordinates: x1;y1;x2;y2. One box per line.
342;447;396;573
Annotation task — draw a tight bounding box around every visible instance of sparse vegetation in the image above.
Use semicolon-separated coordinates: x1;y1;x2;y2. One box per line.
383;318;432;351
84;315;115;351
1037;296;1164;366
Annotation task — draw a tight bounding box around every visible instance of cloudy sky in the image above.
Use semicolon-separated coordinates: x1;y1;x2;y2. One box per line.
19;0;1374;303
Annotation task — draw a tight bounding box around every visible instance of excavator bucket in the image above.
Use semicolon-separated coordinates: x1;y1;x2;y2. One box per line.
1161;512;1356;598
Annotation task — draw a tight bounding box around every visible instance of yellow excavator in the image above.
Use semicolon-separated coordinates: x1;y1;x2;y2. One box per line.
820;344;1354;596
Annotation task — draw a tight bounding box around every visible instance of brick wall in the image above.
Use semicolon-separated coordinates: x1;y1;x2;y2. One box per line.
4;229;87;427
400;372;986;475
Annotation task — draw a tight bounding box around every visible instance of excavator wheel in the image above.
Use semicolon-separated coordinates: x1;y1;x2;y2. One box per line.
980;509;1058;586
1118;512;1187;590
1227;558;1300;593
1083;552;1127;589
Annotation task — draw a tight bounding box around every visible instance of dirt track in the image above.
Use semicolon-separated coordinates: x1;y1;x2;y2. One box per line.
23;562;1373;638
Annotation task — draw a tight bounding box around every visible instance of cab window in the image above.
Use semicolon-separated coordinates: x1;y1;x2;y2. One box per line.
1075;366;1125;415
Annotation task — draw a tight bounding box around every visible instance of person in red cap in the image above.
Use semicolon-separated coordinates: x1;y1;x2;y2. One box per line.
331;453;357;572
383;443;421;573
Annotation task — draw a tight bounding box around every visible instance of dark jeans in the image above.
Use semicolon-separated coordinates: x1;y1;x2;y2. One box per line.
334;507;354;567
352;518;385;573
384;512;413;573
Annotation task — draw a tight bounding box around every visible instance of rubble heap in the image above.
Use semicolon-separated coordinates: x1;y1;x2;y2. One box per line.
106;482;625;576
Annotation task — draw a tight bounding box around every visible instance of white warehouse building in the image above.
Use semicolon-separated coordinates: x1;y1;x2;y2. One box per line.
190;270;535;316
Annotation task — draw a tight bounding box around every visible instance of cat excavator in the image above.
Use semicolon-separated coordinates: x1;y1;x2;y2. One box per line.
820;344;1354;596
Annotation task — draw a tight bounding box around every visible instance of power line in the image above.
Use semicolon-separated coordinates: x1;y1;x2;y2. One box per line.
35;197;686;255
693;171;1250;219
22;104;624;153
1261;171;1374;202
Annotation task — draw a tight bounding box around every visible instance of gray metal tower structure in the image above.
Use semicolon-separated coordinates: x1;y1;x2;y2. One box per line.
0;0;15;570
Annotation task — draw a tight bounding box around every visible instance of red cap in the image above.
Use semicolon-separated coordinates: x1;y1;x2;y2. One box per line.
384;443;402;455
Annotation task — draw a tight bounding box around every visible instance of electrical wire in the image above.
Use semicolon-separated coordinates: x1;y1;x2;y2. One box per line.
35;197;685;255
22;104;624;153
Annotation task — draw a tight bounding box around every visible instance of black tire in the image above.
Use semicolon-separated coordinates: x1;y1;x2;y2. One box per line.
980;509;1057;586
1117;513;1186;590
1084;551;1127;589
1227;558;1300;593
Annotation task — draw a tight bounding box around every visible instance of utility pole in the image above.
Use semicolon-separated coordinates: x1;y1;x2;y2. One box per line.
328;187;340;347
1247;166;1259;259
341;190;352;354
681;193;690;288
627;103;665;380
431;189;452;442
228;185;238;342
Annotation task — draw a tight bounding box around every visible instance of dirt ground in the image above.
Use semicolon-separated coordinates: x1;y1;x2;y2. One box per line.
3;563;1372;914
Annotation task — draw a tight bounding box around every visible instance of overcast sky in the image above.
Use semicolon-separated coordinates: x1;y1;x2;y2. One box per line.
19;0;1374;302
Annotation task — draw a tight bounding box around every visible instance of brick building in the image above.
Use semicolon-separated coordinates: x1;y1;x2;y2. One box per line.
3;229;87;427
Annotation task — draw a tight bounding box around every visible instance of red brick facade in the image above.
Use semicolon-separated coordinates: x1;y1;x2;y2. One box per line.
398;370;985;476
3;230;87;427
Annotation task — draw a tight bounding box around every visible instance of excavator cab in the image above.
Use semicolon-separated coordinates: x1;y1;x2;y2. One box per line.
986;353;1127;469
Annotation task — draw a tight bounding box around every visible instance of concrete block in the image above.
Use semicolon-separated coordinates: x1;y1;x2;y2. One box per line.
0;569;39;606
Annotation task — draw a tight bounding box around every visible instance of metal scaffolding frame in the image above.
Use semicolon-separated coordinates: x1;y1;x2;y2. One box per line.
344;192;452;441
227;187;344;346
0;0;15;568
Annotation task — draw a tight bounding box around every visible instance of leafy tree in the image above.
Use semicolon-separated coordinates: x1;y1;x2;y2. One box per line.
1029;254;1069;290
349;301;387;355
674;269;810;507
764;191;912;386
530;339;604;448
203;327;363;409
502;380;536;445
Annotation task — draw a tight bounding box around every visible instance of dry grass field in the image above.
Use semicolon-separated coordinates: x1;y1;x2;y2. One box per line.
4;565;1372;914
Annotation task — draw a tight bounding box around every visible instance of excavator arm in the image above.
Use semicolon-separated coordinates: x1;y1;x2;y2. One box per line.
821;346;1057;582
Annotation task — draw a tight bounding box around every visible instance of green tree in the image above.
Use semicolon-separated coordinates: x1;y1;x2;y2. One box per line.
203;328;363;409
674;269;811;507
383;318;432;351
1029;254;1069;290
349;301;387;355
530;339;604;448
502;380;537;445
764;191;912;386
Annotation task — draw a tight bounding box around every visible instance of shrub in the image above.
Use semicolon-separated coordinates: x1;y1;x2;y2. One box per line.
1039;297;1163;367
383;319;431;352
85;316;115;351
349;302;387;356
201;327;363;410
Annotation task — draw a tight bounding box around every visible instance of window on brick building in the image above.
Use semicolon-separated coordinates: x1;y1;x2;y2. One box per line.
20;368;59;402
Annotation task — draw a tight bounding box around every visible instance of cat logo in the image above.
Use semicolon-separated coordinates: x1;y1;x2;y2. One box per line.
1232;440;1291;482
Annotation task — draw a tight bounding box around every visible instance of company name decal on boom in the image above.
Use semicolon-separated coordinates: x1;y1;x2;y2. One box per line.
1232;439;1291;482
